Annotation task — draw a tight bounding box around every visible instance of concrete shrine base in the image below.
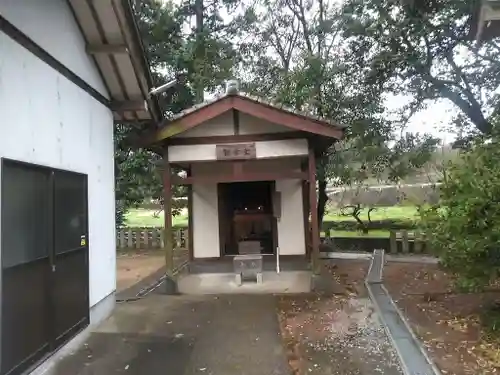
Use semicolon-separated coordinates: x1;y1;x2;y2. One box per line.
177;270;312;294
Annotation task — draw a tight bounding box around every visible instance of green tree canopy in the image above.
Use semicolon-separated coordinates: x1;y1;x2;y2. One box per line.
239;0;438;223
116;0;447;228
115;0;248;226
341;0;500;140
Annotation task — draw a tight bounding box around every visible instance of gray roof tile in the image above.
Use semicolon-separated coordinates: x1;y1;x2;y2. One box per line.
166;92;347;129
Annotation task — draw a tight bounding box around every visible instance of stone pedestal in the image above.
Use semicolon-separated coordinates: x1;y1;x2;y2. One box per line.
233;254;263;284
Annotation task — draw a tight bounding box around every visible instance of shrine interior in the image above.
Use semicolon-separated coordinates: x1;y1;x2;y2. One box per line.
217;181;276;256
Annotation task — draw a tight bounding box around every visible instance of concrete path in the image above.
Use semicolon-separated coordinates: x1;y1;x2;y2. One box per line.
53;294;289;375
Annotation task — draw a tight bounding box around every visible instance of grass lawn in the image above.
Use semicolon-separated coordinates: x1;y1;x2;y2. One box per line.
124;208;188;228
323;205;419;222
124;205;418;231
328;230;390;238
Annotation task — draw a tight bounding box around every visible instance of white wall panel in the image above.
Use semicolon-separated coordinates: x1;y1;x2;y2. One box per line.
173;111;234;138
168;139;308;163
276;180;306;255
0;0;109;97
239;112;293;134
0;33;115;307
192;184;220;258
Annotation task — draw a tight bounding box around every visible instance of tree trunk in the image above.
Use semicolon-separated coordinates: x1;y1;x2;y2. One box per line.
367;207;376;224
194;0;204;103
317;177;328;231
355;216;369;234
313;0;327;233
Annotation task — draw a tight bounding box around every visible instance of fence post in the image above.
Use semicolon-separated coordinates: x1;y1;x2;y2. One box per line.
390;230;397;253
414;230;422;253
160;230;165;248
151;228;159;248
143;229;151;248
174;229;181;249
180;228;186;248
135;229;142;249
157;228;163;248
127;228;133;248
401;230;409;253
118;229;125;249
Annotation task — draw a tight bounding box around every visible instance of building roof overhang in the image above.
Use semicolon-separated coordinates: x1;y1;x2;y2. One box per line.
68;0;161;123
470;0;500;42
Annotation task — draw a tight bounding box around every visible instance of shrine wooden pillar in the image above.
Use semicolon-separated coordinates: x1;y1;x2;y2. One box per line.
301;160;311;257
162;152;177;294
308;147;320;274
187;165;194;260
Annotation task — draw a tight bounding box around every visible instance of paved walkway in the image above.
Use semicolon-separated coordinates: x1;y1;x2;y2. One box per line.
52;254;441;375
53;294;289;375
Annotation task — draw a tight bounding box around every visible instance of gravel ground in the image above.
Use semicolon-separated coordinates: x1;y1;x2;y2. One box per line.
384;262;500;375
278;294;403;375
116;252;165;292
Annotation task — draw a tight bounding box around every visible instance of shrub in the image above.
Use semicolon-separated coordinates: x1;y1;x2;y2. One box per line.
480;303;500;337
420;135;500;291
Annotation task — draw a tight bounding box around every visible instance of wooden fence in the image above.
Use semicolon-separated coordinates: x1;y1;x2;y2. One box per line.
388;229;428;254
322;229;429;254
117;227;428;254
117;227;188;250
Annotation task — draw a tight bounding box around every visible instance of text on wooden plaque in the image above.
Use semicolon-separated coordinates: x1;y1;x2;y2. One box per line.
216;143;256;160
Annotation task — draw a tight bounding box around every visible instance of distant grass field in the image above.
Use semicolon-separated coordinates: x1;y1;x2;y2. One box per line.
123;209;188;228
124;206;419;229
324;205;419;222
328;230;391;238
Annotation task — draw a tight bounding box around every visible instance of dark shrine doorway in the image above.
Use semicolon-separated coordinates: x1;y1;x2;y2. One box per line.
218;181;277;256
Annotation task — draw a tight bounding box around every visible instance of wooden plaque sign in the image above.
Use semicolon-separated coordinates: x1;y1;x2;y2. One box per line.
216;143;256;160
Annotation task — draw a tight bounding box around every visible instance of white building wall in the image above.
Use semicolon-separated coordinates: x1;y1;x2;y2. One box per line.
190;161;306;258
0;32;116;307
171;109;295;139
173;111;234;138
0;0;109;98
168;139;308;163
192;184;220;258
276;180;306;255
238;112;293;134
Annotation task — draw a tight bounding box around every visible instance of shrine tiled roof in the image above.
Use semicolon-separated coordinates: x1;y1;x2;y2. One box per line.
167;92;347;129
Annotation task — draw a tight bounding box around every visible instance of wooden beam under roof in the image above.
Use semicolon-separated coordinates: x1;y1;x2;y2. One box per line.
172;170;308;185
110;99;147;113
472;0;500;41
86;44;129;55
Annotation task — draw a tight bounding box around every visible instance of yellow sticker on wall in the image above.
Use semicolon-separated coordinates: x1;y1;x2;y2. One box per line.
81;237;86;246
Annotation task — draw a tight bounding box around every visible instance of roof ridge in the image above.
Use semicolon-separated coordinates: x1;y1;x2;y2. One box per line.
164;92;347;129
